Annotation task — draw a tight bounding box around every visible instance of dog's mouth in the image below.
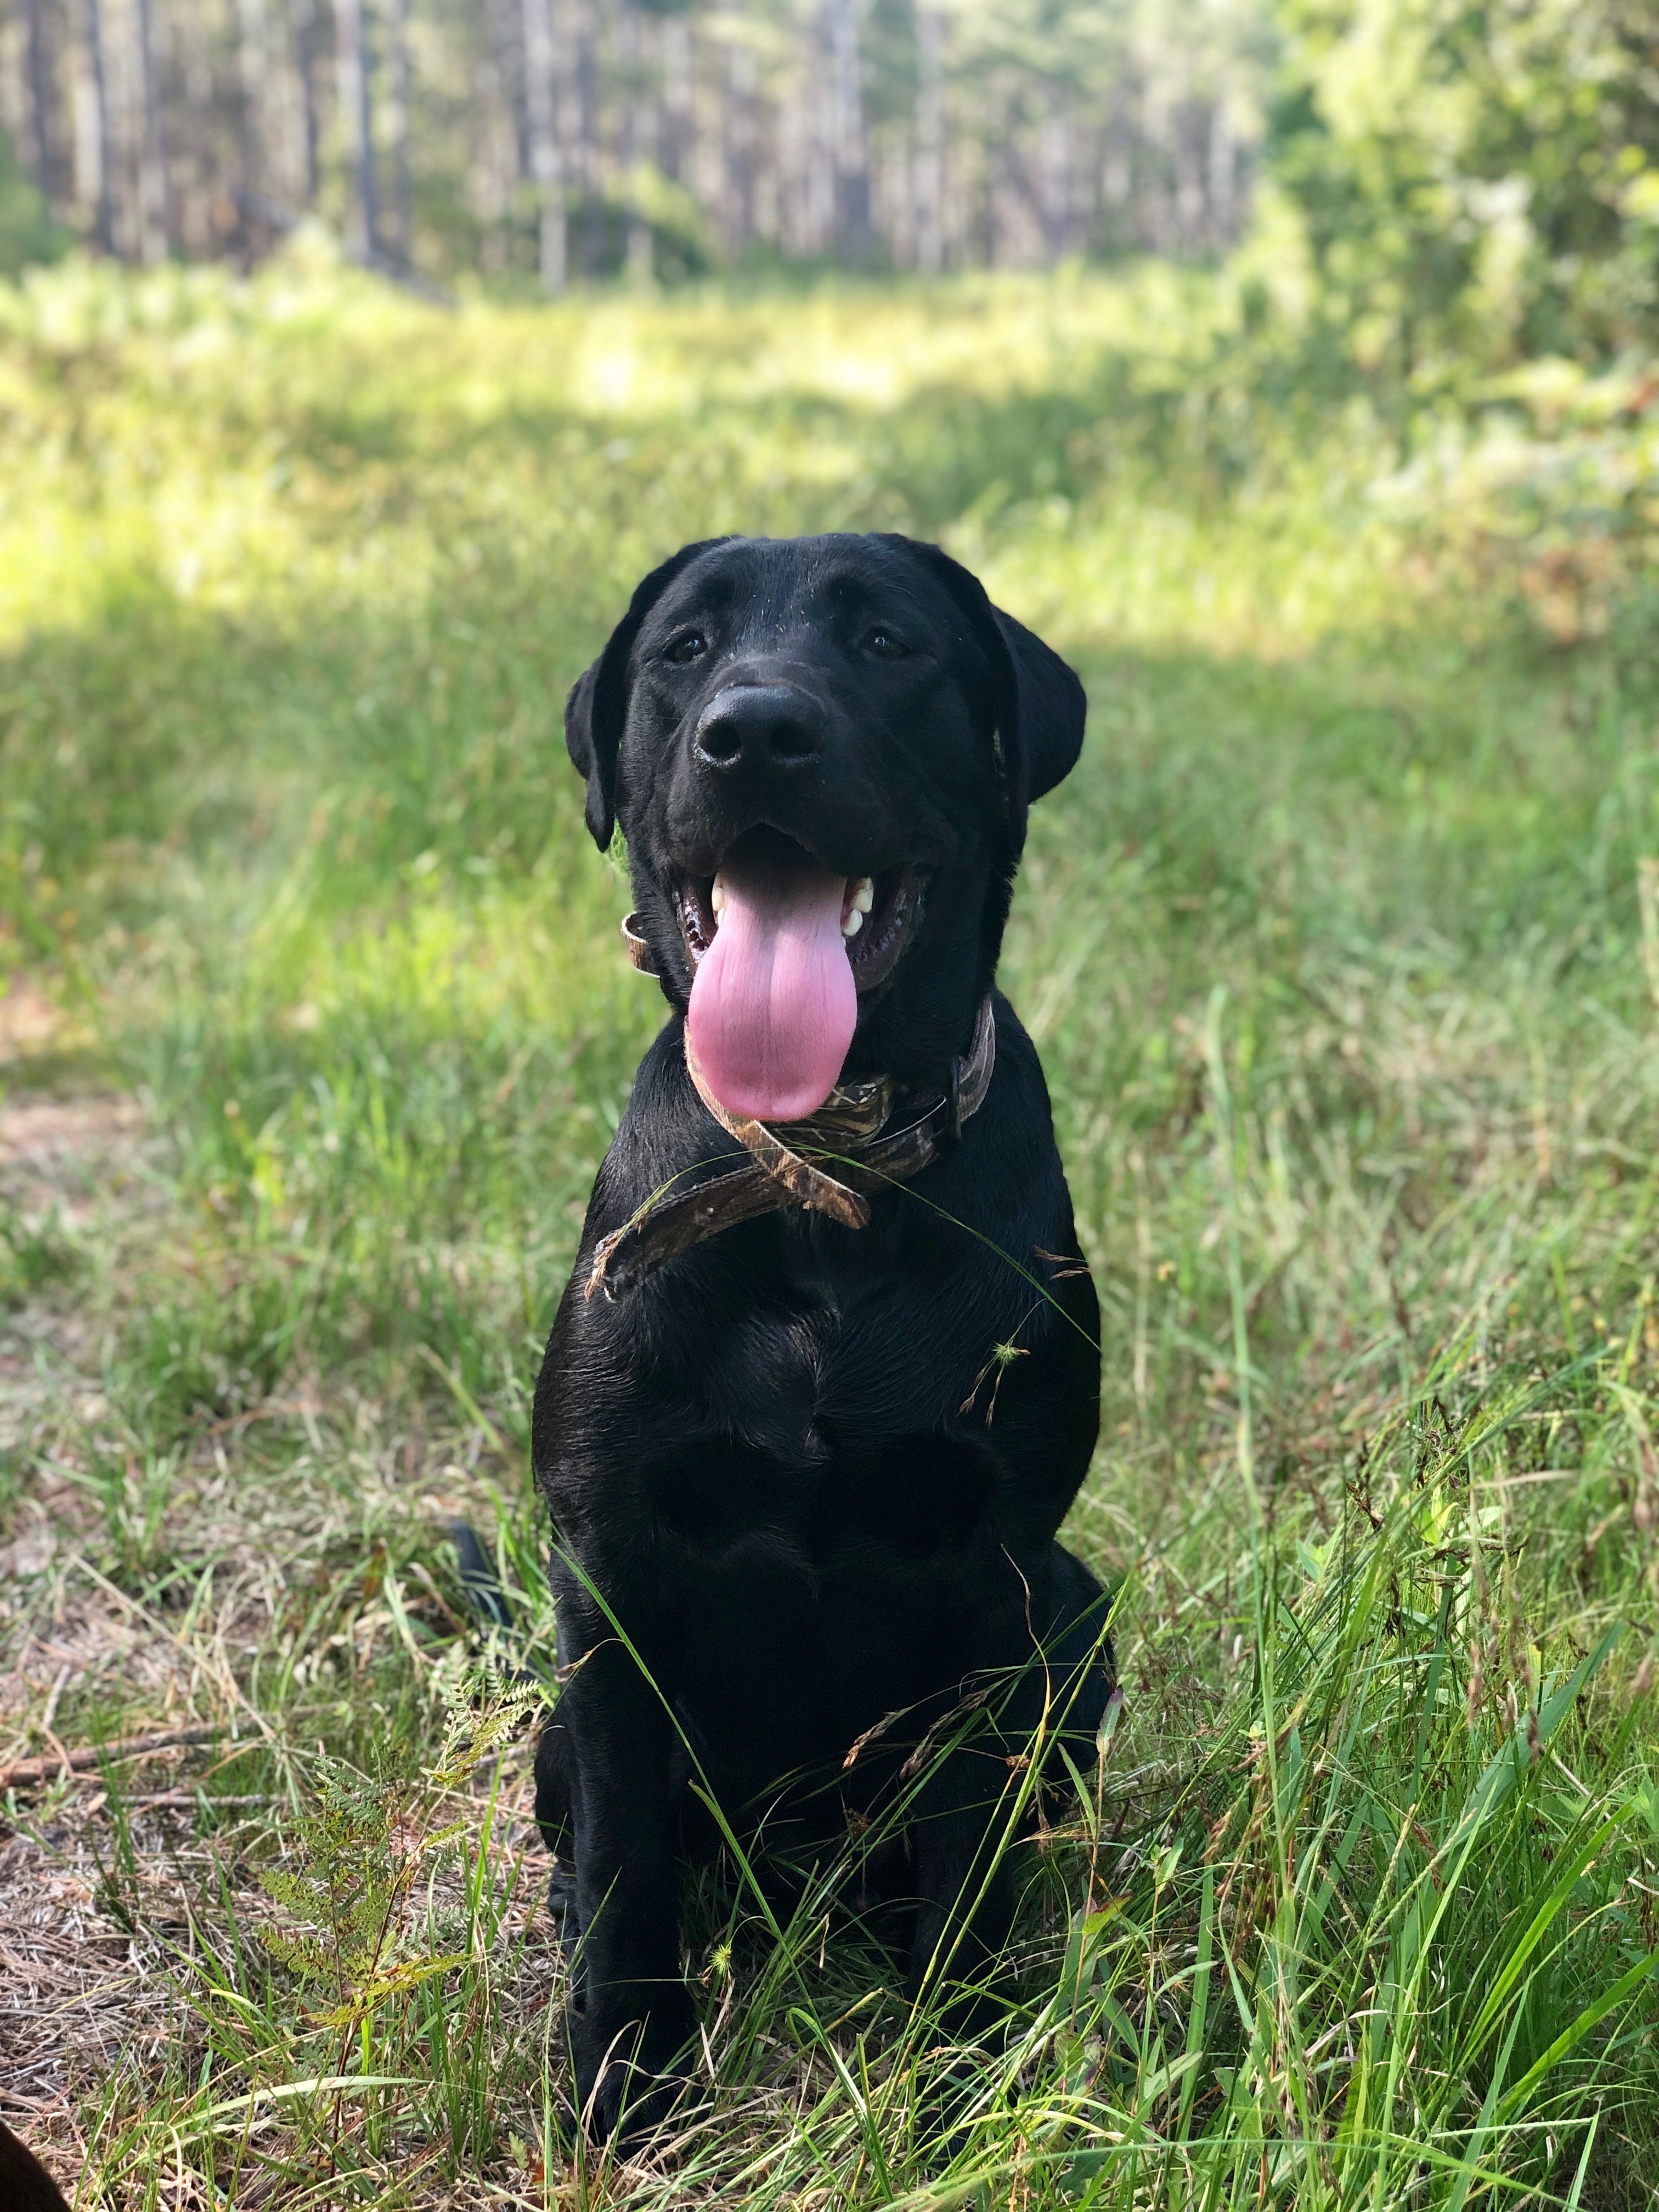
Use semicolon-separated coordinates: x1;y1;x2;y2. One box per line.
676;827;921;1123
676;840;918;992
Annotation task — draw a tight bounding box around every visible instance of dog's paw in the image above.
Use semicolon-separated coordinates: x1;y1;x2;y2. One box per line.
914;2058;1001;2176
584;2050;693;2146
571;1990;697;2145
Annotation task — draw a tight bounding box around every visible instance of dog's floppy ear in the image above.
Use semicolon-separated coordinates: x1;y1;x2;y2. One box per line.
883;536;1086;849
566;538;733;849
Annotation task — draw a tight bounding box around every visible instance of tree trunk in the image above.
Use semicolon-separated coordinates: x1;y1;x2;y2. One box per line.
1102;91;1130;251
1137;91;1172;255
912;4;943;272
988;117;1013;267
619;1;651;281
1039;98;1069;261
775;46;807;254
826;0;867;260
336;0;379;262
387;0;411;265
1174;103;1202;252
1207;86;1234;246
22;0;55;198
522;0;564;291
236;0;268;251
172;0;216;253
81;0;113;248
292;0;321;204
134;0;171;261
721;1;757;258
660;11;691;185
489;0;529;184
573;0;600;276
805;9;835;253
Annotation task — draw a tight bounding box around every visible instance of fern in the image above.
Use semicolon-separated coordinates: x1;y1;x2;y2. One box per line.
257;1673;538;2047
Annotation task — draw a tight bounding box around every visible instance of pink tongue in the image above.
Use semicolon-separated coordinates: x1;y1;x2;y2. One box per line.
687;845;856;1121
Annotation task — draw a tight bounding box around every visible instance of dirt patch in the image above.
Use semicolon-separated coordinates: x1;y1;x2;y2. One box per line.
0;1085;197;2187
0;1092;155;1231
0;976;72;1064
0;1090;165;1462
0;1756;553;2205
0;1812;170;2187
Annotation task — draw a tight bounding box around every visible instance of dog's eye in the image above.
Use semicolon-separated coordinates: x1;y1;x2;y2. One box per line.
665;631;707;665
864;629;909;661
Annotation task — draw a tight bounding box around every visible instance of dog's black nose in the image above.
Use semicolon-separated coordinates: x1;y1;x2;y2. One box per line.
694;685;820;770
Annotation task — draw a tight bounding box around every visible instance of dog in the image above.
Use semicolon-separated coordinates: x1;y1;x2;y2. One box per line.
0;2119;71;2212
531;532;1113;2141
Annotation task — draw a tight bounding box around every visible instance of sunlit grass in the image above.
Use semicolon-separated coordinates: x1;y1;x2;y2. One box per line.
2;251;1657;2205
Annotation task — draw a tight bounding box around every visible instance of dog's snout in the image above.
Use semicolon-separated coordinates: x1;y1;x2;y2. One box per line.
694;685;821;772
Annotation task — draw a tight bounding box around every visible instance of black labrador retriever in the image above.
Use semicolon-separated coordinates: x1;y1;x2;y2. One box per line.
532;532;1111;2140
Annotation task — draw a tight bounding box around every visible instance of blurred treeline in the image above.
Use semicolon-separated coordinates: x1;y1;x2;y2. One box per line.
0;0;1261;284
2;0;1658;372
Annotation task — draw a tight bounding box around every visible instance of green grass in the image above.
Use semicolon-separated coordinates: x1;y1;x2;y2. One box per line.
2;247;1658;2207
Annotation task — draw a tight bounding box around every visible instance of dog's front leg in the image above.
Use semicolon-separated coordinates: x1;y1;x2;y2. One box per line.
555;1614;694;2142
906;1741;1016;2048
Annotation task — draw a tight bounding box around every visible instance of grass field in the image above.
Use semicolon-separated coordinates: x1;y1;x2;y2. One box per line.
3;247;1659;2207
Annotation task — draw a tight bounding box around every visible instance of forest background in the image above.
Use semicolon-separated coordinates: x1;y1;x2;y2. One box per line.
1;0;1658;376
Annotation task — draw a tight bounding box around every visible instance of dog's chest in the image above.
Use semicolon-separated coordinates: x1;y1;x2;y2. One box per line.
708;1289;860;1465
641;1255;1004;1566
698;1255;978;1462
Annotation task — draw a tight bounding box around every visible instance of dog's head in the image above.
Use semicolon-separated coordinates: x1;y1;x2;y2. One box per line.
566;533;1086;1119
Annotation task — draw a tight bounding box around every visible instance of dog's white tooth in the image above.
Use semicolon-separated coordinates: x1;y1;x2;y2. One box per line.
711;878;726;918
841;909;863;939
851;877;874;913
